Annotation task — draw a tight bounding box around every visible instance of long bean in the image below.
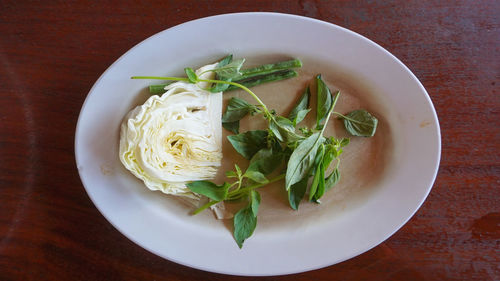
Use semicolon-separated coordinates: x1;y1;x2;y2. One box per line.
226;70;298;91
235;59;302;81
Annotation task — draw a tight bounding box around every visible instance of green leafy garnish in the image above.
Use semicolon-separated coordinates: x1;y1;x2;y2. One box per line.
132;55;380;248
269;116;303;143
316;75;333;129
324;168;340;193
213;58;245;81
285;132;324;190
288;86;311;126
221;97;260;134
247;147;283;175
227;130;269;160
287;177;308;210
244;170;269;184
233;196;258;248
186;181;230;201
222;97;257;122
309;144;325;201
250;190;261;216
184;67;198;83
337;109;378;137
222;121;240;134
210;54;234;92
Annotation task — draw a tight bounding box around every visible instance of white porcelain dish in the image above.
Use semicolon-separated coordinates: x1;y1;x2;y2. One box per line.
75;12;440;276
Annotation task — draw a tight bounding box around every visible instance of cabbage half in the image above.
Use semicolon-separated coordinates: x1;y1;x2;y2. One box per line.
119;63;222;198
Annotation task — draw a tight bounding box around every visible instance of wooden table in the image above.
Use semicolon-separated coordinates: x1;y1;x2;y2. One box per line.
1;1;498;280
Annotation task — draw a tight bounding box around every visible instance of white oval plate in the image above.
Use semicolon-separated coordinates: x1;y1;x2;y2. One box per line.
75;13;440;276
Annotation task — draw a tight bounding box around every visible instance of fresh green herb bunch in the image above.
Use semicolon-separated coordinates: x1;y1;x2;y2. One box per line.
132;55;378;248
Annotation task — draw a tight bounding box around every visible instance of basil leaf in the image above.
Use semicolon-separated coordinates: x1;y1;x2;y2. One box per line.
288;176;308;210
288;86;310;126
312;162;326;202
217;54;233;67
211;54;233;92
324;168;340;192
222;121;240;134
341;109;378;137
244;170;268;184
222;97;258;134
186;181;229;201
293;109;311;126
227;130;268;159
250;190;261;217
233;203;257;248
222;97;256;123
214;58;245;80
247;147;283;175
285;132;325;190
322;145;336;170
268;118;284;142
310;143;325;175
309;168;321;201
269;116;303;143
308;144;325;201
316;75;333;128
184;67;198;83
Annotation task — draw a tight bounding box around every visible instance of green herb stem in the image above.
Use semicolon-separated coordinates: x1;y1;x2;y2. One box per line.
191;173;285;214
228;173;285;200
234;177;243;193
191;200;220;215
320;93;341;134
228;181;239;191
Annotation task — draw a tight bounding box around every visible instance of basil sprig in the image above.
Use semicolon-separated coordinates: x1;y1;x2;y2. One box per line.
132;55;379;248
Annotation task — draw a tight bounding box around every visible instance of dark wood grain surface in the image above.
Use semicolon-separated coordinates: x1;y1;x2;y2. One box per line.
1;1;499;280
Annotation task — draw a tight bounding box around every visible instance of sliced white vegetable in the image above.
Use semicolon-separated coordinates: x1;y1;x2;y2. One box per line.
119;63;222;198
